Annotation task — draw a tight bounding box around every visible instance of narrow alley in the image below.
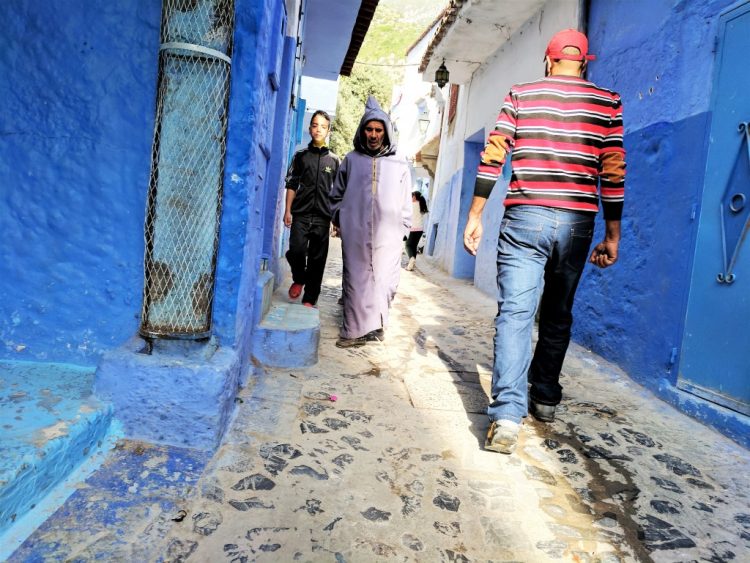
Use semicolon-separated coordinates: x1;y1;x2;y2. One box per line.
11;240;749;562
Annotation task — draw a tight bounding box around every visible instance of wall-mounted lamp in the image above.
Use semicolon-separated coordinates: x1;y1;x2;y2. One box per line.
435;61;449;88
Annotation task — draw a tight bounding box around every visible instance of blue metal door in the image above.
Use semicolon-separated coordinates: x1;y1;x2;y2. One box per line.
678;2;750;415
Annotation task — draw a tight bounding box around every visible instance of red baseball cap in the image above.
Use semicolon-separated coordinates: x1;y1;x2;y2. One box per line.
545;29;596;61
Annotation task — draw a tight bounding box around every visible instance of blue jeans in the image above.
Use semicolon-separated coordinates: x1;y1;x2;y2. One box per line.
488;205;594;423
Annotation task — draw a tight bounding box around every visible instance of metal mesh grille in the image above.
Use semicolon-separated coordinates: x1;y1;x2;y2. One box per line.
141;0;235;339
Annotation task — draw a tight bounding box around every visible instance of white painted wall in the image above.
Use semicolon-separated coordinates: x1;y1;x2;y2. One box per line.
285;0;301;39
427;0;581;294
391;29;442;156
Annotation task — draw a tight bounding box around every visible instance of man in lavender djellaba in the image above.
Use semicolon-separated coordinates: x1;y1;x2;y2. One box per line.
329;96;413;348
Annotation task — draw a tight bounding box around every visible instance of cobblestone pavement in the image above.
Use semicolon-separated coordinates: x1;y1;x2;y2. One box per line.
154;240;750;562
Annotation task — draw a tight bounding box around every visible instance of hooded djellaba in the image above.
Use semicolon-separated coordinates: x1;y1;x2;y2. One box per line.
329;96;413;347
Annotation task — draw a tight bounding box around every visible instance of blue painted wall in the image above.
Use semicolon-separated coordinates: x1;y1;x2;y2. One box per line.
0;0;296;370
452;140;481;280
264;36;296;271
573;0;741;413
425;171;461;273
427;156;508;296
92;0;298;451
0;1;161;364
201;0;292;363
473;171;509;297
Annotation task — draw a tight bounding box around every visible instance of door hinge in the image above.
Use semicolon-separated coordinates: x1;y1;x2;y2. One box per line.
690;203;698;221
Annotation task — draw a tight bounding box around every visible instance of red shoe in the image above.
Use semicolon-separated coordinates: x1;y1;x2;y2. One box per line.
288;283;303;299
302;302;315;308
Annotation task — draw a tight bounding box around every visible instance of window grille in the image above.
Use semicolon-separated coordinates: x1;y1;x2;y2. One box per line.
140;0;235;339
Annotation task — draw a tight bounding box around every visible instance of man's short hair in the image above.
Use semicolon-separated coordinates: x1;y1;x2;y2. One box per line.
310;110;331;126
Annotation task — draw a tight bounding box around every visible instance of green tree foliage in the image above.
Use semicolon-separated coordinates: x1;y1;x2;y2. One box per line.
330;65;392;157
329;0;445;157
355;3;429;74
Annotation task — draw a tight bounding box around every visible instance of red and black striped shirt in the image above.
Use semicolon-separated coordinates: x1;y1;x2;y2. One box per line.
475;75;625;220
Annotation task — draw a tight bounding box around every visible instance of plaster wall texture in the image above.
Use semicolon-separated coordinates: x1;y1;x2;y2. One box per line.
425;1;579;290
572;0;743;415
267;36;299;276
0;1;161;364
585;0;735;133
214;0;291;365
54;0;294;451
391;27;442;160
94;0;294;451
427;172;461;274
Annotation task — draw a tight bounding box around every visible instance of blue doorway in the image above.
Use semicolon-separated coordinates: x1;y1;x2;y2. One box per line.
451;131;484;279
678;1;750;415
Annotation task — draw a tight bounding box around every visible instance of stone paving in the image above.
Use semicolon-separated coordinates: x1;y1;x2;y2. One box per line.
10;240;748;562
144;239;750;562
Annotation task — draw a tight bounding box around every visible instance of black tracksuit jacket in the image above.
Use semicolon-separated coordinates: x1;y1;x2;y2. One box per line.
285;143;340;220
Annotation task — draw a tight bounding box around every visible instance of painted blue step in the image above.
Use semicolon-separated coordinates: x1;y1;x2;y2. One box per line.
252;300;320;368
6;440;208;562
0;361;113;538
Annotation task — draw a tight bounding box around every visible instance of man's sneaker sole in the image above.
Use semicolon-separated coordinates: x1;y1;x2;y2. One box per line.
485;436;517;454
485;420;519;454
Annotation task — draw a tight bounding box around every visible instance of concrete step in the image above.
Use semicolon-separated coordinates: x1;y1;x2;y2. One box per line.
252;290;320;368
0;361;113;538
6;440;208;562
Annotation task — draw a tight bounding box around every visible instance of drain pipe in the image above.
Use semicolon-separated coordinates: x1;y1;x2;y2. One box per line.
578;0;591;79
578;0;590;35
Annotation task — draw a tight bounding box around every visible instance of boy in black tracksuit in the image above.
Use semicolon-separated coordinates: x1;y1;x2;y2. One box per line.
284;110;340;307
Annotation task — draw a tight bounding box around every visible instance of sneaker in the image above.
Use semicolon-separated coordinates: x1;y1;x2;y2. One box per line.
335;336;367;348
530;401;556;422
406;257;416;271
288;283;303;300
485;420;520;454
302;302;316;308
365;328;385;342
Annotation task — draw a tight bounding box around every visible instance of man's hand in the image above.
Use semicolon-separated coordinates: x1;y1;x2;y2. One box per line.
589;240;618;268
463;196;488;255
590;219;621;268
284;188;295;228
463;216;483;255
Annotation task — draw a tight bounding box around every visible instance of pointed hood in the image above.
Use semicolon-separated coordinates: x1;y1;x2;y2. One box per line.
353;95;397;156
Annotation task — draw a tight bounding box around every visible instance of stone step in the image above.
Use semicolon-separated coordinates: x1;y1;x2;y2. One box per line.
6;440;208;562
0;361;113;538
252;297;320;368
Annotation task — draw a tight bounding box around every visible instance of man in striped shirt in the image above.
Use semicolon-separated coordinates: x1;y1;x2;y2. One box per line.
463;29;626;454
